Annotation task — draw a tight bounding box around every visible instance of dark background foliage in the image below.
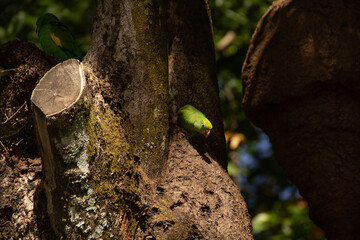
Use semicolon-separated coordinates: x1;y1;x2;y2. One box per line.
0;0;325;239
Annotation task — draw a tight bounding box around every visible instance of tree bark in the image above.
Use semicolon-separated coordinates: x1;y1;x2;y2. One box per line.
0;40;56;239
1;0;253;239
242;0;360;239
167;0;227;169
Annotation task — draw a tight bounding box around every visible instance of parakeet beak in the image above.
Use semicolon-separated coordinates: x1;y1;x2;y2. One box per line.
203;130;211;138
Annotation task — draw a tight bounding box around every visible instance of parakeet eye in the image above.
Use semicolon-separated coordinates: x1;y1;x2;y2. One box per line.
201;123;205;128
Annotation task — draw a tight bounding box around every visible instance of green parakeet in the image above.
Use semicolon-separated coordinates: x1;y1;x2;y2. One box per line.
177;104;212;138
36;13;83;60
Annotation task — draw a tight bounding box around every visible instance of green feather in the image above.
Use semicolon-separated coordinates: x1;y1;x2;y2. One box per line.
36;13;83;60
177;104;212;138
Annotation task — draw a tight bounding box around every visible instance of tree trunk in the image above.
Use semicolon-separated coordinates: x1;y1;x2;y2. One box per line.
242;0;360;239
0;0;253;239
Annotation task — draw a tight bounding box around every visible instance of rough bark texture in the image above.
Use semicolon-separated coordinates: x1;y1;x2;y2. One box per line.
86;0;169;179
242;0;360;239
1;0;253;239
152;132;253;239
0;41;56;239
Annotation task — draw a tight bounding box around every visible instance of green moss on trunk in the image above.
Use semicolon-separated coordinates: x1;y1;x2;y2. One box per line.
131;0;169;178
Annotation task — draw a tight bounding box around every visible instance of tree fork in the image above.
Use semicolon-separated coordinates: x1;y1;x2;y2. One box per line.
28;0;254;238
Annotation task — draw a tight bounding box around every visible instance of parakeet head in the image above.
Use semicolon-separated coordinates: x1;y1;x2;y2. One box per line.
36;13;59;32
197;118;212;138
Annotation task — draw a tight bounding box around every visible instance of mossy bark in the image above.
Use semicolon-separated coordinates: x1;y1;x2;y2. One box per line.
85;0;169;179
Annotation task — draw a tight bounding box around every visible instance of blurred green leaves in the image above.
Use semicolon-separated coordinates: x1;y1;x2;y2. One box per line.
0;0;94;53
212;0;272;58
253;201;325;240
212;0;272;141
